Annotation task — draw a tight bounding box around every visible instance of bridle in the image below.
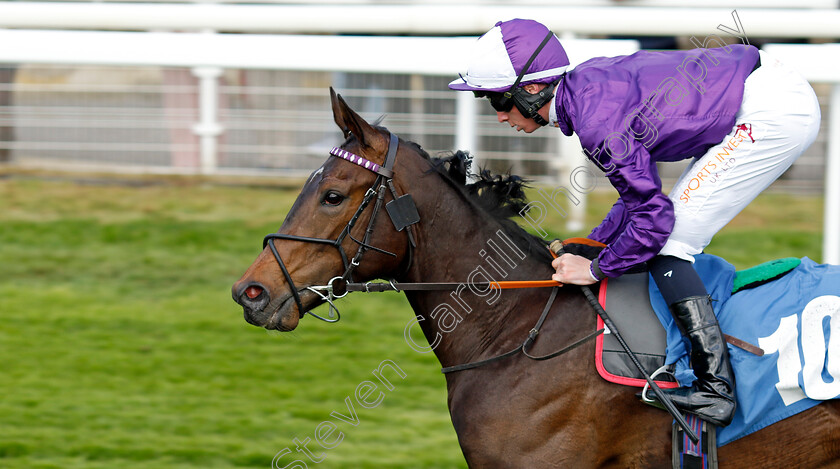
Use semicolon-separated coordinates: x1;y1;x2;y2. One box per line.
262;131;419;323
261;129;560;323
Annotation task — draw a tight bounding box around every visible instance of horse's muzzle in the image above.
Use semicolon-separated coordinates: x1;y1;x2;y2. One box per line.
233;282;302;330
232;282;273;326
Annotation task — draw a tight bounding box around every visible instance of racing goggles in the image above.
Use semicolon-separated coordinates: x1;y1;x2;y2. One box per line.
473;90;515;113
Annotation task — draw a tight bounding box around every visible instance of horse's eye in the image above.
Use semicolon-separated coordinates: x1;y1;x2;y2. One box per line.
322;191;345;206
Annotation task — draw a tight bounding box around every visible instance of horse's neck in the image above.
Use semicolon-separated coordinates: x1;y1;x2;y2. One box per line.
399;182;574;368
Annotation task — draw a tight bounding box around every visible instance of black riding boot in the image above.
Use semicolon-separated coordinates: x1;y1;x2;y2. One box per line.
660;295;736;427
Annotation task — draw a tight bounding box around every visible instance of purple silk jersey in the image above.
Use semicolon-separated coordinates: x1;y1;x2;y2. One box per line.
552;44;760;277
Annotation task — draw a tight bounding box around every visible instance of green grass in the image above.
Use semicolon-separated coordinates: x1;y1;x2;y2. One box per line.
0;173;825;468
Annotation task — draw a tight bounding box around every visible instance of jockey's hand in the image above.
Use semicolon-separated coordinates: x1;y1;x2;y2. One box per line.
551;253;597;285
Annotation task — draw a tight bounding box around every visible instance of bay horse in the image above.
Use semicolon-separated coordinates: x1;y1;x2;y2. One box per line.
232;88;840;468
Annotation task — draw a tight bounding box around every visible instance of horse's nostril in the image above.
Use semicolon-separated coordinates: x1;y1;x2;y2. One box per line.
234;283;270;315
245;286;263;299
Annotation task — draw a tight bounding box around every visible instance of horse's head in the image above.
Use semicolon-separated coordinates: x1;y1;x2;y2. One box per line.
232;88;418;331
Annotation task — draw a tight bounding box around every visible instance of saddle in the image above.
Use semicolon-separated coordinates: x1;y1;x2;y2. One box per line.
558;239;797;389
595;258;798;389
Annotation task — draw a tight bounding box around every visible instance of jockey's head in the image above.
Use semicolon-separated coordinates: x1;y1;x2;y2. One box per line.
449;19;569;127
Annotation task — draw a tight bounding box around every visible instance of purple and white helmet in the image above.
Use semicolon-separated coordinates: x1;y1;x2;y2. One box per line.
449;19;570;93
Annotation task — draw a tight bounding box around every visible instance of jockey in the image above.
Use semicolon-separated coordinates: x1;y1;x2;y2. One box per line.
449;18;821;426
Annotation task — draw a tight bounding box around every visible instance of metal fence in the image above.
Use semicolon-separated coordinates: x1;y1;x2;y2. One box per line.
0;64;562;178
0;62;831;192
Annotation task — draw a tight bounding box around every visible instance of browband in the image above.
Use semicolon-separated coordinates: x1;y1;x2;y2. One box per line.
328;133;399;178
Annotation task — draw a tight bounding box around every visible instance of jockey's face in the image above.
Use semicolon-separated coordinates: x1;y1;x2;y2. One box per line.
493;83;549;134
496;105;542;133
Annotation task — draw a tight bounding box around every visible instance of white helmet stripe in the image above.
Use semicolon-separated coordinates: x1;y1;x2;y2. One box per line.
521;66;568;83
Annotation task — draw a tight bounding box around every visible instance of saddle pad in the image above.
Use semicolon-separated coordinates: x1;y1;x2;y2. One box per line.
595;272;679;388
649;254;840;446
594;253;839;446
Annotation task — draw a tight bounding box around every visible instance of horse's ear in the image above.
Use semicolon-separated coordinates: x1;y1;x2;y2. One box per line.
329;87;384;153
330;87;352;139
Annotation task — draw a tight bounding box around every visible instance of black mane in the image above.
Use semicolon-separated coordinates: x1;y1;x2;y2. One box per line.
420;145;554;264
433;150;530;220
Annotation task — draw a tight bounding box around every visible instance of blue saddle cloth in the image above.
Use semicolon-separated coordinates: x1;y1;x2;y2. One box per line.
648;254;840;446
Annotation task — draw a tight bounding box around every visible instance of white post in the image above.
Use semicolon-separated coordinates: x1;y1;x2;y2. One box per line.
191;66;223;175
558;31;585;233
824;83;840;265
455;90;478;174
553;133;586;232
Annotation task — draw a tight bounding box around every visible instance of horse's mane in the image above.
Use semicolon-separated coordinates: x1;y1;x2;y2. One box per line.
401;138;553;264
432;150;530;219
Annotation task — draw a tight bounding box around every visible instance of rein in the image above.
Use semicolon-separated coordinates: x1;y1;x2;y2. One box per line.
440;286;604;374
327;278;561;294
300;243;604;375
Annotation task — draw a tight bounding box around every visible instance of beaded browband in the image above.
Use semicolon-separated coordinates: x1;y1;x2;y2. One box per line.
329;142;395;178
